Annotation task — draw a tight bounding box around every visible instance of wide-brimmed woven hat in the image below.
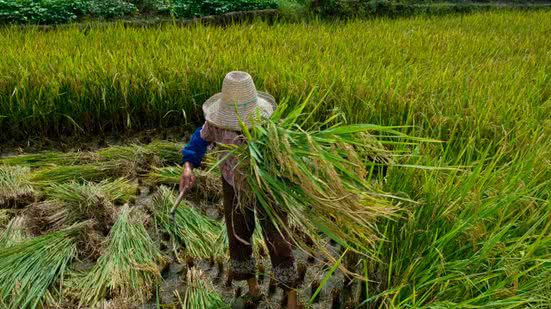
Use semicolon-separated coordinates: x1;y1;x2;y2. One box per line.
203;71;276;131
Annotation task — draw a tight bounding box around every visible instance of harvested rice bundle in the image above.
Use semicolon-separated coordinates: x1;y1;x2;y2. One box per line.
97;145;159;174
45;178;138;205
148;166;222;202
232;101;434;263
176;267;229;309
0;223;84;309
74;205;168;306
26;179;137;241
0;216;29;247
0;151;95;167
29;163;111;186
41;181;119;234
0;165;34;208
144;140;185;165
29;160;137;186
153;186;223;261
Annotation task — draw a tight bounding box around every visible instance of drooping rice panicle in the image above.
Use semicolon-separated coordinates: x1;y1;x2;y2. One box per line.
0;165;34;207
0;151;95;167
0;216;29;247
0;223;84;309
233;100;437;265
176;268;229;309
153;186;223;260
74;205;167;306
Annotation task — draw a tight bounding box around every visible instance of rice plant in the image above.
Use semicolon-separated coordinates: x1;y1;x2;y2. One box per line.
153;186;224;260
0;223;84;309
230;99;436;266
72;205;167;306
0;165;34;207
176;268;229;309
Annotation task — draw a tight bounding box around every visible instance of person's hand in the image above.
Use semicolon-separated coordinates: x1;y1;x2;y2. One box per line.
180;162;196;193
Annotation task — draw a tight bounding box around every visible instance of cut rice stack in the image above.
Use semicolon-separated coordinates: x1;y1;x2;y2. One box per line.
0;223;85;309
0;216;29;247
176;267;229;309
0;151;96;167
74;205;167;306
0;166;34;207
153;186;224;260
233;100;435;264
29;162;118;186
148;166;222;202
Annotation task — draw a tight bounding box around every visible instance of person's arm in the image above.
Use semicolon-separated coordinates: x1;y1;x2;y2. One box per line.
180;126;209;193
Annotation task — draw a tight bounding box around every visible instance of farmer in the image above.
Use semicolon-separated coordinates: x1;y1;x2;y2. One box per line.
180;71;299;308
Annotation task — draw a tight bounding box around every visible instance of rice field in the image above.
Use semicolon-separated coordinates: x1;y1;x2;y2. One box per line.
0;9;550;309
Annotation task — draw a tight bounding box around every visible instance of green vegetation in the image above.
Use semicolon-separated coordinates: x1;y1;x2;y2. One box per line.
0;0;280;25
0;9;549;307
233;98;432;263
176;268;229;309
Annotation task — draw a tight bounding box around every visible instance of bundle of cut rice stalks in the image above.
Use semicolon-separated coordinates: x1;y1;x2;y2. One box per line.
153;186;224;261
147;165;222;202
0;222;85;309
0;165;34;207
230;99;437;267
71;205;168;307
176;267;229;309
29;162;118;186
0;151;95;167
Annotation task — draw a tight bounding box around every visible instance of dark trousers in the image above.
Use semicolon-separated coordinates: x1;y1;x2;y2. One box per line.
222;177;297;290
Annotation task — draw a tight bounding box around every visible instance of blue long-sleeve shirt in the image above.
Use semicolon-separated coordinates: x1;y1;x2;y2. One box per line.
181;127;210;168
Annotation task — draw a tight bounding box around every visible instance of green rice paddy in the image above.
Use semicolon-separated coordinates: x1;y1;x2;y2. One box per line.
0;9;549;308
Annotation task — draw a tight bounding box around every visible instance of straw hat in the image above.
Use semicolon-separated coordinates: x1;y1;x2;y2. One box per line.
203;71;276;131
